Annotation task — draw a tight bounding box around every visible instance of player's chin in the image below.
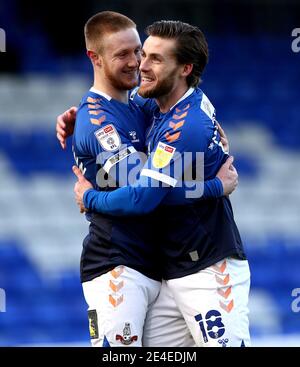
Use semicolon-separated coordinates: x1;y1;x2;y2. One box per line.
122;75;139;89
138;85;155;98
124;71;139;82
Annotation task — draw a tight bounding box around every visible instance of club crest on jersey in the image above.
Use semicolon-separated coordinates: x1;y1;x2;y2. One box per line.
152;141;176;169
94;124;121;152
115;323;138;345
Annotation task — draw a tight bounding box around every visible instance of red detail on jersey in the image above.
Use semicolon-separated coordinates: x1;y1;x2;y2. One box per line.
165;146;174;153
115;334;138;345
104;125;113;133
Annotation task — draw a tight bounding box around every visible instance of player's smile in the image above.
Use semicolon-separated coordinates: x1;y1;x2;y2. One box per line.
99;27;142;91
120;69;139;88
140;75;155;87
123;68;139;78
138;36;183;99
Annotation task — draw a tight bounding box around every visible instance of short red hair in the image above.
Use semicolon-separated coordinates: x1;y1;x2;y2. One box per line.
84;11;136;53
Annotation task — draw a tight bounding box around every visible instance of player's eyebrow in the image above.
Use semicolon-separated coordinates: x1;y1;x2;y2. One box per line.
113;45;141;56
142;50;165;61
114;48;129;55
151;52;163;58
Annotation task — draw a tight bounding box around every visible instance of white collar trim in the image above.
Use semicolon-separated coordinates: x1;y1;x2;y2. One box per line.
90;87;112;101
169;87;194;111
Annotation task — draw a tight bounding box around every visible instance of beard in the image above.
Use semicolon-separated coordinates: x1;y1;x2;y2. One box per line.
138;70;177;99
103;61;139;91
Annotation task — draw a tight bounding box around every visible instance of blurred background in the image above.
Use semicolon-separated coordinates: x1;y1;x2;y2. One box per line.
0;0;300;346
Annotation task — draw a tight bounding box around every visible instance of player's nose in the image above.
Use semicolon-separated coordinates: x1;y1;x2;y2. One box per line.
128;54;140;69
140;57;150;72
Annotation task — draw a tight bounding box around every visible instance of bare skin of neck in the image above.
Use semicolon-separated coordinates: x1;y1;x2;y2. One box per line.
155;83;189;113
93;71;129;104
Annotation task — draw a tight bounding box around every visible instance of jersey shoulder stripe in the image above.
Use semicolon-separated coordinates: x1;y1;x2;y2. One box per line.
173;111;188;120
78;94;114;128
165;131;181;143
163;103;191;143
89;115;106;126
169;120;185;130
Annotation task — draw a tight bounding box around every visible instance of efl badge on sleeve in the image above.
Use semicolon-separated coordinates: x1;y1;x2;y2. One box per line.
94;124;121;152
152;141;176;169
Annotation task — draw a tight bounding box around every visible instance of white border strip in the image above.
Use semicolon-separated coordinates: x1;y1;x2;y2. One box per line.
141;168;177;187
102;146;136;173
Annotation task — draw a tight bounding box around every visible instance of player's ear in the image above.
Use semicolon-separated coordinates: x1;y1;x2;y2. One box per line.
87;50;102;67
182;63;193;78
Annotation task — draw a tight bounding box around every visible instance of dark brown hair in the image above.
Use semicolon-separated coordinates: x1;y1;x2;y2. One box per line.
146;20;209;87
84;11;136;52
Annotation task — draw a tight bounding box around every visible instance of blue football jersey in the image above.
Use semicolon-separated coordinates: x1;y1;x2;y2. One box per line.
131;86;224;202
140;87;246;279
84;87;246;279
73;88;161;282
73;88;147;189
141;88;227;191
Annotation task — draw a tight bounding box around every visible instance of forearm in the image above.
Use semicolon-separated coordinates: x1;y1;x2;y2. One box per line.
83;185;170;216
84;175;223;213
